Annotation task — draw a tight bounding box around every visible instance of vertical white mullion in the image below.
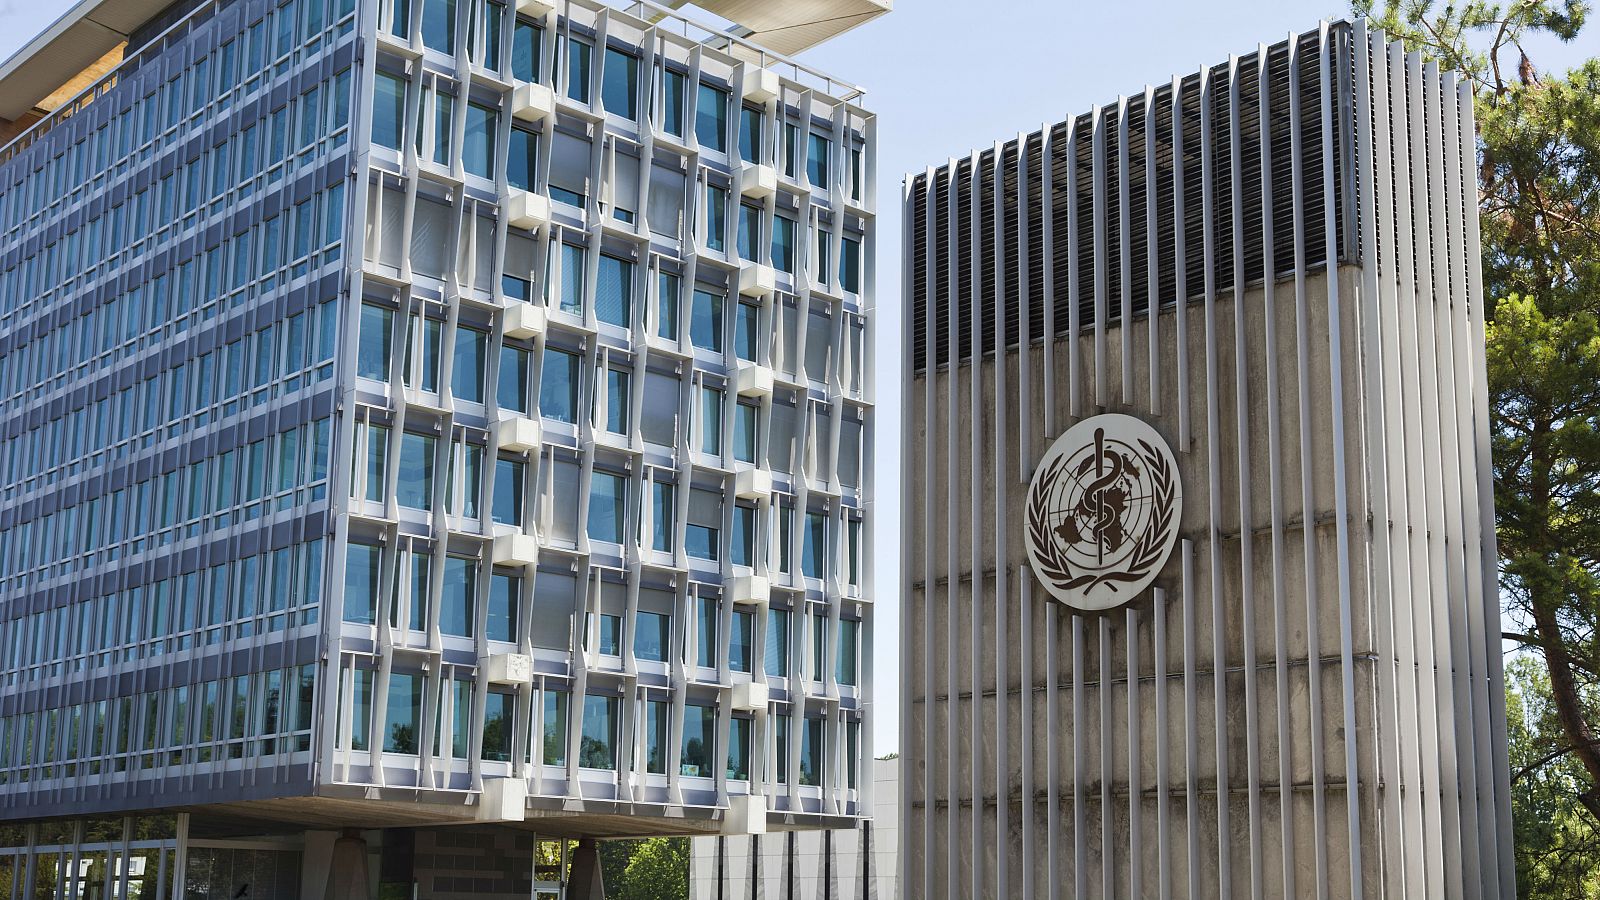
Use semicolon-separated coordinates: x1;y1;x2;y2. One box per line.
1422;58;1481;900
966;150;985;900
1288;32;1332;895
1017;136;1030;896
1126;605;1141;900
1259;38;1300;900
1098;613;1113;900
1443;68;1504;897
1172;77;1191;449
1198;60;1234;898
1072;610;1088;900
1145;85;1161;417
1459;72;1517;899
1181;539;1200;900
990;142;1014;900
1351;24;1407;900
941;159;961;900
1041;126;1062;900
1320;23;1365;899
918;165;937;900
1226;53;1265;900
1154;583;1171;900
1068;119;1082;421
1091;107;1108;410
1398;47;1450;899
1117;95;1133;404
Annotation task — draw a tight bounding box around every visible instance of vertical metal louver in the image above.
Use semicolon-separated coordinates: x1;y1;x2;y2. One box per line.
978;149;998;355
1025;135;1046;342
908;22;1356;373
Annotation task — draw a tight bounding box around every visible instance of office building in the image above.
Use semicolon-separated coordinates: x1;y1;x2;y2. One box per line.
0;0;881;894
901;20;1512;900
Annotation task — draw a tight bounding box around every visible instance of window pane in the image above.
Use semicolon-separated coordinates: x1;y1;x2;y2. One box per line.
492;457;524;526
772;215;795;273
765;609;788;677
690;289;722;352
605;369;630;434
579;695;617;769
737;203;759;262
700;387;722;457
799;718;822;785
397;433;434;509
560;243;585;314
738;107;760;163
598;614;621;655
508;127;536;191
651;481;674;552
452;326;486;403
363;424;388;502
373;73;405;149
804;512;826;579
696;597;717;668
461;443;483;518
408;552;430;630
840;236;861;293
734;403;757;463
511;22;540;83
704;185;726;253
540;348;579;422
695;84;726;152
601;48;637;119
440;556;475;637
662;69;685;136
731;504;754;566
807;133;828;187
836;619;858;685
422;0;454;52
680;704;714;776
735;302;758;361
498;345;529;412
430;92;454;165
645;700;668;773
464;103;496;178
565;37;591;103
358;303;392;379
656;271;679;339
489;573;519;641
727;716;750;781
729;610;752;673
635;611;668;662
351;669;373;750
543;691;568;765
774;713;790;782
343;543;378;624
686;523;718;561
482;691;514;761
383;673;420;753
596;254;632;328
587;472;625;543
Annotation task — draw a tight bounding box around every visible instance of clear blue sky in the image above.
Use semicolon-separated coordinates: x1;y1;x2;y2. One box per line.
2;0;1590;757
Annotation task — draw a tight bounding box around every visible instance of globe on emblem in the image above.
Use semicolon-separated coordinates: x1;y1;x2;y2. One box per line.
1025;413;1183;611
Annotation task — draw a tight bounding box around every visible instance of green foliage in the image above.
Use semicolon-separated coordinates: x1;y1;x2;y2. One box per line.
599;837;691;900
1354;1;1600;895
1508;655;1600;897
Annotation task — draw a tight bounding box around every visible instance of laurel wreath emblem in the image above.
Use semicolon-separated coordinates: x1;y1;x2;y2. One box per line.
1026;438;1177;596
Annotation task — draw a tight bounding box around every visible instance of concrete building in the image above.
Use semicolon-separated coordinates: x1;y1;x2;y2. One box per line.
901;20;1512;900
0;0;883;894
689;755;897;899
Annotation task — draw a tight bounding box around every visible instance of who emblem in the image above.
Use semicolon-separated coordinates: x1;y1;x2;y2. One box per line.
1025;413;1183;612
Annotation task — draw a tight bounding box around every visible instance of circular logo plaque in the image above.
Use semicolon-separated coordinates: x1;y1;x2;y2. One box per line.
1025;413;1183;612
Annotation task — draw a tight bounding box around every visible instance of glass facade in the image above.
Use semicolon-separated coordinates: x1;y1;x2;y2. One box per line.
0;0;871;846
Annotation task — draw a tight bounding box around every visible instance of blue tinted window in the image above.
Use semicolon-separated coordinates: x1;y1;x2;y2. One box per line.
807;133;829;186
422;0;454;53
565;37;591;103
737;204;759;262
601;48;637;119
373;73;405;149
662;69;685;136
492;457;524;526
635;611;669;662
397;432;434;510
464;103;496;178
511;22;539;82
540;348;578;422
358;303;392;379
440;556;475;637
690;289;722;352
560;244;584;314
488;573;518;642
704;185;726;252
738;106;760;163
771;214;795;273
452;326;485;403
595;254;632;328
587;471;625;543
695;83;726;152
343;543;379;624
498;345;528;412
508;127;535;191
